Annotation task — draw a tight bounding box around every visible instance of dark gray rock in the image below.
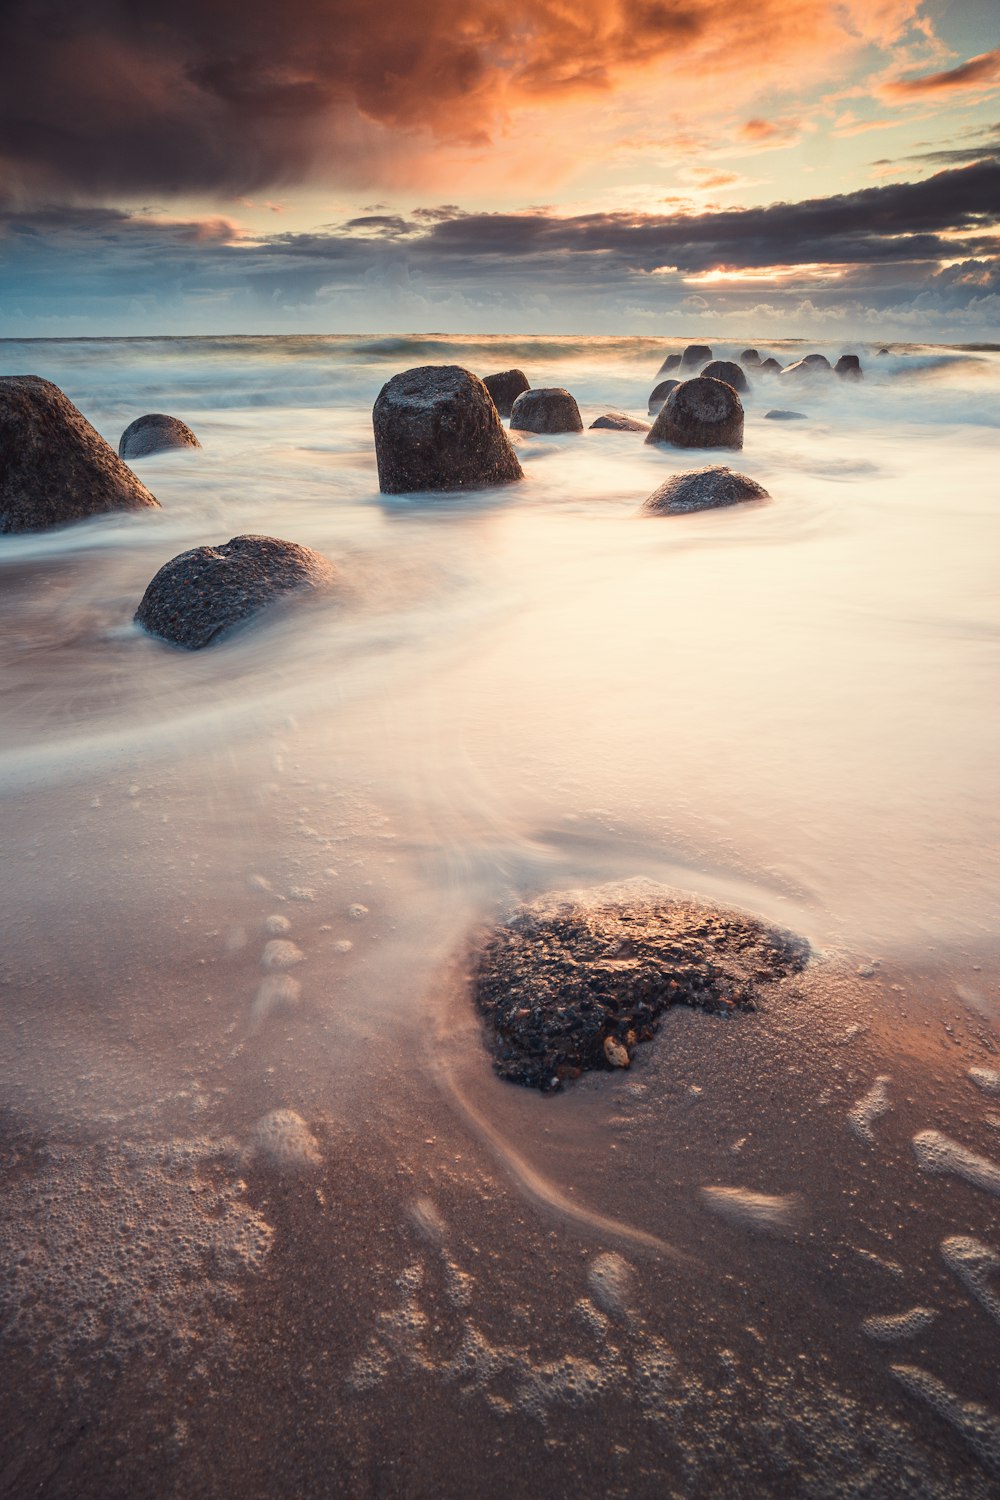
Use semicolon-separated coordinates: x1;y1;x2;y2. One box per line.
655;353;682;376
373;365;523;494
642;465;769;515
0;375;160;534
645;377;744;450
135;534;335;650
701;359;750;394
119;413;201;459
590;412;651;432
648;378;680;414
482;369;530;417
680;343;713;371
780;357;834;380
765;409;808;421
509;387;583;434
835;354;863;380
470;882;809;1090
740;349;762;367
759;358;782;375
877;347;890;356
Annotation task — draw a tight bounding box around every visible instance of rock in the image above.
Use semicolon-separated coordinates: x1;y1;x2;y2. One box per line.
509;387;583;434
759;358;782;375
648;378;680;414
877;347;890;356
119;413;201;459
780;357;834;380
680;343;713;371
0;375;160;534
765;409;808;421
642;465;769;515
482;369;530;418
470;882;809;1090
135;534;335;650
655;353;682;376
740;349;762;367
372;365;523;494
645;377;744;450
590;412;651;432
700;359;750;394
835;354;863;380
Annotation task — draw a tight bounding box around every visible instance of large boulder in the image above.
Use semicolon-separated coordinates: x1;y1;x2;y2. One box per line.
470;882;809;1090
119;413;201;460
835;354;863;380
780;357;833;381
740;349;762;367
645;377;744;450
758;358;782;375
655;353;682;376
642;465;769;515
509;387;583;434
648;378;680;413
590;412;651;432
0;375;160;534
680;343;712;371
701;359;749;394
482;369;530;417
373;365;523;494
135;534;335;650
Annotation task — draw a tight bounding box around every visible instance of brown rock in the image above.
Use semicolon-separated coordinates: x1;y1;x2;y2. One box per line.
373;365;523;494
648;378;680;413
590;412;651;432
509;388;583;434
642;465;769;515
701;359;750;394
482;369;530;417
119;413;201;459
645;377;744;450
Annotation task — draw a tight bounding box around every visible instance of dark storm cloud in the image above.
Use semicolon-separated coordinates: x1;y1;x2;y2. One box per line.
872;122;1000;170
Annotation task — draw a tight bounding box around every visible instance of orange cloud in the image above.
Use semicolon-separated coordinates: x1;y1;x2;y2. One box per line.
882;46;1000;97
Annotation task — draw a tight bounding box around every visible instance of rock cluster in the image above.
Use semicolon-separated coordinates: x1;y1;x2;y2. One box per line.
373;364;523;493
482;369;530;417
119;413;201;459
135;534;335;649
642;465;769;515
509;387;583;434
0;375;160;533
646;377;744;450
470;883;809;1090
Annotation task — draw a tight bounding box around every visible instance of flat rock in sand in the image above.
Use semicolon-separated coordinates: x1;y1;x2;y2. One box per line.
471;882;809;1090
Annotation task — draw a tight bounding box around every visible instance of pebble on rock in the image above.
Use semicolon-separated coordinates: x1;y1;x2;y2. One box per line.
648;379;680;414
642;465;769;516
590;412;651;432
482;369;530;417
509;387;583;434
119;413;201;460
645;377;744;451
134;534;335;650
373;364;523;494
700;359;750;394
470;881;809;1090
0;374;160;534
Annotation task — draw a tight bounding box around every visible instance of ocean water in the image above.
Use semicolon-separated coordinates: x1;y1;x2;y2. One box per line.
2;334;1000;1497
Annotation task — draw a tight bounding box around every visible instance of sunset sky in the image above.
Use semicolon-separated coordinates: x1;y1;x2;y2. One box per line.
1;0;997;336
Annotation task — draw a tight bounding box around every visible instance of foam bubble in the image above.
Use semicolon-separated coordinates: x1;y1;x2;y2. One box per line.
940;1236;1000;1325
261;939;305;971
264;913;291;936
250;974;301;1027
409;1197;447;1242
251;1109;321;1169
912;1131;1000;1197
700;1185;802;1233
587;1251;636;1316
861;1306;939;1342
848;1075;892;1143
892;1364;1000;1476
348;903;369;921
969;1068;1000;1098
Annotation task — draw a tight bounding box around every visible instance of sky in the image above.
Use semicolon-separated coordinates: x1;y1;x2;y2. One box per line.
0;0;998;337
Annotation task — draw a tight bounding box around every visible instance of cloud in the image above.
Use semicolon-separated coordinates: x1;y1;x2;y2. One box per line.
883;46;1000;97
872;121;1000;169
0;0;922;202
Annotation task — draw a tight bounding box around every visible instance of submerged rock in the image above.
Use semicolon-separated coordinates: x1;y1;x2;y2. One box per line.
780;357;833;381
656;353;682;376
740;349;762;367
0;374;160;534
482;369;530;417
835;354;863;380
701;359;750;394
648;378;680;413
509;387;583;434
119;412;201;459
373;365;523;494
470;883;809;1090
877;347;891;356
135;533;335;649
680;343;712;371
590;412;651;432
642;465;769;515
803;354;833;368
646;377;744;450
765;409;808;421
759;358;782;375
